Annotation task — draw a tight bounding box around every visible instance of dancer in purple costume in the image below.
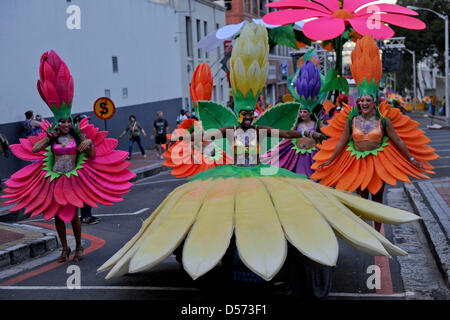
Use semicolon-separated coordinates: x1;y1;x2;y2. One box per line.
264;60;325;178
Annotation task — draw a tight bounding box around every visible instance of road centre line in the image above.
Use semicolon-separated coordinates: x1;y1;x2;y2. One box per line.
25;208;151;222
134;179;186;186
0;286;415;298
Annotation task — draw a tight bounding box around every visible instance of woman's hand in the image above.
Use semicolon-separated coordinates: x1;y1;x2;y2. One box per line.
412;159;424;169
77;139;92;152
311;131;326;143
318;160;332;169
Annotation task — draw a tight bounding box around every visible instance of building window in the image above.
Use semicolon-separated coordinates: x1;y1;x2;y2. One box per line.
225;0;232;10
220;84;224;102
112;56;118;73
260;0;267;15
196;19;202;59
244;0;250;13
186;17;193;57
252;0;258;15
216;23;221;58
105;89;111;98
204;21;208;59
213;85;217;101
122;88;128;99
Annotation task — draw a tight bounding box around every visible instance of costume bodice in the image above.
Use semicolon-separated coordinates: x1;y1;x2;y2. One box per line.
233;126;259;166
52;138;77;156
352;118;383;143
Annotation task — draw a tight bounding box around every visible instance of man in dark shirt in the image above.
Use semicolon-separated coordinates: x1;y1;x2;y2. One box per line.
151;111;169;159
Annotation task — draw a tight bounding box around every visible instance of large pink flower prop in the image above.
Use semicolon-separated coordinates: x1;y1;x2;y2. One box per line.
37;50;74;110
263;0;426;40
1;118;135;223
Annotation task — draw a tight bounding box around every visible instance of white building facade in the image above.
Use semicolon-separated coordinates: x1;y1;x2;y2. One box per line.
0;0;227;176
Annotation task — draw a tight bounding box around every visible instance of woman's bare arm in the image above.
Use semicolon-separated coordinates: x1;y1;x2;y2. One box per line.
32;136;51;153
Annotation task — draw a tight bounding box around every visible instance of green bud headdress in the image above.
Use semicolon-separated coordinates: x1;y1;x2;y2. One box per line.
230;23;269;115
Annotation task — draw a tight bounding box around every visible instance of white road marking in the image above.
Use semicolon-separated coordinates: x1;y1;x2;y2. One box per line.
328;291;415;298
0;286;415;298
134;178;186;186
0;286;200;291
25;208;151;222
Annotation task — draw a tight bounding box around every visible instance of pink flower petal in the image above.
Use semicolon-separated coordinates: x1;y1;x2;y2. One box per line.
53;177;68;206
23;175;48;214
57;62;71;84
265;0;332;13
70;176;99;208
67;77;74;103
77;171;114;205
302;17;346;40
9;161;42;182
9;144;43;161
82;167;129;195
37;80;48;106
55;78;69;105
57;205;77;223
48;51;62;75
94;138;118;157
43;203;60;221
78;171;123;203
43;81;61;108
378;13;426;30
313;0;340;12
39;52;48;81
348;17;394;39
94;150;129;165
43;62;57;84
343;0;376;13
62;174;83;208
29;179;52;217
354;4;419;17
87;159;131;173
262;9;328;25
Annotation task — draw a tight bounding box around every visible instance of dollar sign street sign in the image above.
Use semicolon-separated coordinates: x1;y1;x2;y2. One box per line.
94;97;115;120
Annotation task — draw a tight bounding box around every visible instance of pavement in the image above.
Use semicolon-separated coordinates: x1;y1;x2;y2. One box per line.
0;114;449;292
0;149;168;270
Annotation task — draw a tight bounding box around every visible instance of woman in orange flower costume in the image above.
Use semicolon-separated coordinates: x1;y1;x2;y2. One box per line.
163;63;232;178
311;36;439;231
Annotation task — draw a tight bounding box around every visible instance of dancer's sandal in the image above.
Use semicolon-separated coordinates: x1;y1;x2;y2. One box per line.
73;247;84;262
57;248;71;263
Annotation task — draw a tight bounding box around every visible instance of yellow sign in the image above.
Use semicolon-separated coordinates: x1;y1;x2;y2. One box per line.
94;97;115;120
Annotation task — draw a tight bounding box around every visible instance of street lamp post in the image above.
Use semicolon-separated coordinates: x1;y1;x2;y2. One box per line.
405;48;417;111
407;6;449;125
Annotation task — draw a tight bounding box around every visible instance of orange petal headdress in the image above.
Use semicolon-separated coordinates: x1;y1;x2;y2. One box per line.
350;35;382;101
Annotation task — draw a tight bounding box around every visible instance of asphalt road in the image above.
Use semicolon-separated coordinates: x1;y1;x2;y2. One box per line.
0;112;448;303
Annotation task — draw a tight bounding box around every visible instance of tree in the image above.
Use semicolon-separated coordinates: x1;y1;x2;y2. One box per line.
394;0;449;93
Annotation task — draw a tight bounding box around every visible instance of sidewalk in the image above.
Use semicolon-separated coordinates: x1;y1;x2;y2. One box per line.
0;149;167;269
404;178;450;288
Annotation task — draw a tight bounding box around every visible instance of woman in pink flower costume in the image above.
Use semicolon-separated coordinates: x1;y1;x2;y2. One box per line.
2;51;135;262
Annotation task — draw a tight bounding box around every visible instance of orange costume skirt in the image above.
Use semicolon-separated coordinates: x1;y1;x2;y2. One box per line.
311;101;439;194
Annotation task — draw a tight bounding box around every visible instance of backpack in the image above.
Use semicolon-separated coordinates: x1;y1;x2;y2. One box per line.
0;133;9;157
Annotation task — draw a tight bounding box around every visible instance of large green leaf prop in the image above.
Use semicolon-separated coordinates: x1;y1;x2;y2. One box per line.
197;101;239;130
196;100;239;158
268;25;297;50
254;102;300;154
319;68;349;95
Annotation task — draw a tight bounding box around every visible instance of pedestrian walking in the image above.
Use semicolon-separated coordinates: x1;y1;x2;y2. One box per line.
152;111;169;159
24;110;43;137
118;115;147;160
